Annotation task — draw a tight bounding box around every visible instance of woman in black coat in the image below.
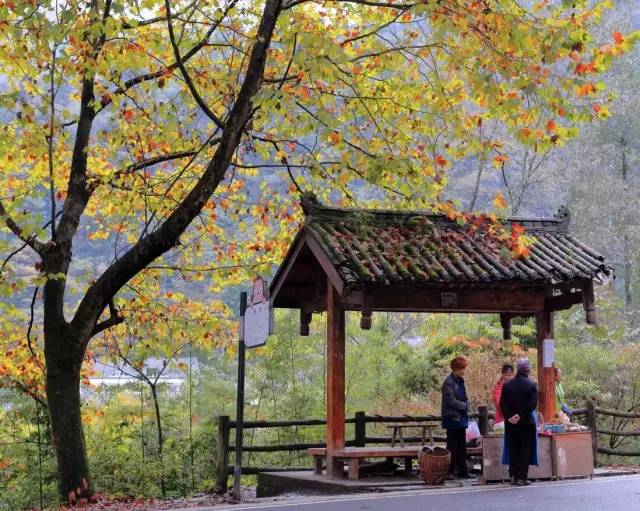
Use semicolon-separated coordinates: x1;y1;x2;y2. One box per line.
500;357;539;486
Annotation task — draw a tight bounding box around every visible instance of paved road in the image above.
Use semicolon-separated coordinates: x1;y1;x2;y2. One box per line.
213;475;640;511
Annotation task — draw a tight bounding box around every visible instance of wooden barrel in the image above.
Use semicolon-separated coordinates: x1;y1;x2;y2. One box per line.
418;446;450;485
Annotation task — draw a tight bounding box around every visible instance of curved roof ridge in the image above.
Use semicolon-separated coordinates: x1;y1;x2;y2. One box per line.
300;193;569;233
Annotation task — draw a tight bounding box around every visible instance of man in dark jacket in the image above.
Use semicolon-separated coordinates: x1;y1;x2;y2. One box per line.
500;357;538;486
441;356;470;478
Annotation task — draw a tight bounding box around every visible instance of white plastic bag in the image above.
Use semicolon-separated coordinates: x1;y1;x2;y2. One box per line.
466;420;481;442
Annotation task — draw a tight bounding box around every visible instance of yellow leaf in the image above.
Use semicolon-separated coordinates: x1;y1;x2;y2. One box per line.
493;192;507;210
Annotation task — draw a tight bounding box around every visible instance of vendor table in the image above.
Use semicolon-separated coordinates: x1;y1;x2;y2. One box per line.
552;431;594;479
480;431;593;483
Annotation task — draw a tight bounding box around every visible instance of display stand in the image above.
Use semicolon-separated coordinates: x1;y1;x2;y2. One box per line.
481;431;593;483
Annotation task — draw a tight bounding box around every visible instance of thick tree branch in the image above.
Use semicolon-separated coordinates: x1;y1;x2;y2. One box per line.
96;147;218;191
9;379;48;409
0;200;48;254
285;0;419;9
0;213;62;274
56;1;113;250
165;0;227;128
96;1;238;117
26;286;46;376
92;300;124;337
47;47;58;239
146;262;265;273
72;0;283;341
121;1;199;29
342;11;404;45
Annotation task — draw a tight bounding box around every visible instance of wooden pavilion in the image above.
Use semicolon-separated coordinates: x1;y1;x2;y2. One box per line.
269;194;612;477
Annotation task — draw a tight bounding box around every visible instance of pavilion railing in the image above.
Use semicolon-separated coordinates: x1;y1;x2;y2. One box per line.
214;406;491;492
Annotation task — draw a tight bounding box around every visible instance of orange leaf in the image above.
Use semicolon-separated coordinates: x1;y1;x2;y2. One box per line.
329;131;341;145
513;245;530;259
435;154;448;167
511;223;525;236
546;119;556;132
299;86;311;100
493;154;509;164
519;127;532;139
575;62;595;75
123;109;134;122
613;31;624;45
577;83;595;97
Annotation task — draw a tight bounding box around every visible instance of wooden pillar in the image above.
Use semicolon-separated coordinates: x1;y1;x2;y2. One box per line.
582;279;596;325
500;313;511;340
586;399;598;468
215;415;230;492
326;281;345;477
300;310;312;336
354;411;366;447
536;310;556;421
477;405;489;436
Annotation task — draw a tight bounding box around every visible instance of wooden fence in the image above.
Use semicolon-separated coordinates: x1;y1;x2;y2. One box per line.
215;406;490;491
572;400;640;465
215;401;640;491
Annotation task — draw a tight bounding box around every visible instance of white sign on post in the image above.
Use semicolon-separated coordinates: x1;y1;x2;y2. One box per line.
543;338;555;368
243;277;272;348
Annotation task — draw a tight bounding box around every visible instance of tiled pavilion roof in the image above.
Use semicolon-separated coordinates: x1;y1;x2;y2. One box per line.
301;198;611;288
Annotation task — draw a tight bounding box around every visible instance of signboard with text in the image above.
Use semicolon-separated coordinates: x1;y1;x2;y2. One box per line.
242;277;273;348
543;338;555;368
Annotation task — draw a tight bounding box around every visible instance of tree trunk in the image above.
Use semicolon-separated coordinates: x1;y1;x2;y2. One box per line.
621;140;633;306
45;328;91;502
468;159;485;211
150;383;166;497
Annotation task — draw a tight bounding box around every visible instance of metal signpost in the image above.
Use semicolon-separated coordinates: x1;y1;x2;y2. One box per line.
233;277;272;500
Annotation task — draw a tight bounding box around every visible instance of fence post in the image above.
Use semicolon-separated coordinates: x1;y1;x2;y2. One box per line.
215;415;230;493
354;411;366;447
586;400;598;468
478;405;489;436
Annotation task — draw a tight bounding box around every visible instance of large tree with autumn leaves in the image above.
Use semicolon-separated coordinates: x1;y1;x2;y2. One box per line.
0;0;636;502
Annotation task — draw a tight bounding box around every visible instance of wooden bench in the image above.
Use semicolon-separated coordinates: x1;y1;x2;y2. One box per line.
309;447;420;480
309;445;484;480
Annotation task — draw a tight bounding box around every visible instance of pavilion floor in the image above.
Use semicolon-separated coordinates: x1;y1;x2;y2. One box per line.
255;469;475;498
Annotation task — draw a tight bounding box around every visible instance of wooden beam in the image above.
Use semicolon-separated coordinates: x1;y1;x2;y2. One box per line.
342;288;545;313
546;291;583;312
582;279;596;325
306;232;345;296
269;231;306;304
326;280;345;477
536;310;556;421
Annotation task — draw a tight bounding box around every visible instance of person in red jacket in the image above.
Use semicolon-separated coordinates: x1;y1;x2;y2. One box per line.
493;364;515;424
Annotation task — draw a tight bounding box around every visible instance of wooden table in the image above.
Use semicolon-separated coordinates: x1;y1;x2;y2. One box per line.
387;423;437;447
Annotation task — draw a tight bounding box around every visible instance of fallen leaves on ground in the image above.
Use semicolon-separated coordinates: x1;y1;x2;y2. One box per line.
45;488;259;511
